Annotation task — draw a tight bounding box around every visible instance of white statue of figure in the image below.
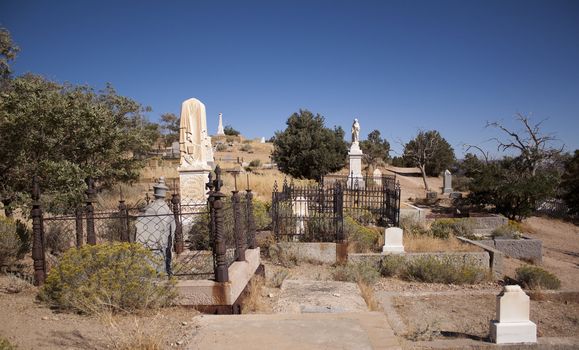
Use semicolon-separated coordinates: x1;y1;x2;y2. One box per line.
351;118;360;144
179;98;209;166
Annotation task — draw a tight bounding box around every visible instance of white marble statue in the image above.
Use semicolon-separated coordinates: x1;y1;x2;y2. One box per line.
351;118;360;144
179;98;210;167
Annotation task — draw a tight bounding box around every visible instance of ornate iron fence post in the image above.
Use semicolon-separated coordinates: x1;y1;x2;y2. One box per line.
75;206;84;248
334;182;344;242
245;188;257;249
232;189;245;261
209;166;229;282
118;197;129;243
85;178;96;245
31;176;46;286
171;192;184;254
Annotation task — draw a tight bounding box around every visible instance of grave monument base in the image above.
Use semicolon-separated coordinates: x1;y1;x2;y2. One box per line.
490;321;537;344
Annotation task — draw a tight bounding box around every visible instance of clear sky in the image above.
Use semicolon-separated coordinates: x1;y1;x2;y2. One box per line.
2;0;578;157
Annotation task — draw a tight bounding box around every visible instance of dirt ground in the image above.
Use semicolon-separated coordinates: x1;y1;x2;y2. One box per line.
392;293;579;341
0;276;201;350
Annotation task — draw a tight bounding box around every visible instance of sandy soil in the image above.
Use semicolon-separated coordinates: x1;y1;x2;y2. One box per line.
392;293;579;340
521;216;579;290
0;276;200;350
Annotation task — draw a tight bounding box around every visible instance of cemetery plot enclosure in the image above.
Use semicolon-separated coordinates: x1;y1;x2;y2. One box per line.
271;175;401;242
30;167;258;286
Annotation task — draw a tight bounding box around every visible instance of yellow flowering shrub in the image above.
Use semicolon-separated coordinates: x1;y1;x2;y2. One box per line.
40;242;176;314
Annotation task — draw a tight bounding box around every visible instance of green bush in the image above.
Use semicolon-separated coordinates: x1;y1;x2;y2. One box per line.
344;216;381;253
402;256;487;284
332;262;380;285
516;265;561;290
492;224;523;239
40;243;176;314
252;199;271;230
380;255;406;277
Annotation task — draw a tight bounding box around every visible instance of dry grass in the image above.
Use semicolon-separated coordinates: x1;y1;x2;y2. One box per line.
96;183;150;209
103;315;164;350
358;281;380;311
241;275;268;313
404;235;481;253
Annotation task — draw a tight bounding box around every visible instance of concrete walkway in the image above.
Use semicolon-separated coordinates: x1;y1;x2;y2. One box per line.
189;312;401;350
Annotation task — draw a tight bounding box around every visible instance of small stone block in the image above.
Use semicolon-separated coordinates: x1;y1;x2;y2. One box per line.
490;320;537;344
382;227;404;253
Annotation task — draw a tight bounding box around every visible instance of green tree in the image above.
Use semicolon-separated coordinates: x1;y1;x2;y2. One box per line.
468;157;559;220
0;74;157;213
0;27;19;82
224;125;240;136
402;130;455;191
272;109;348;180
360;129;390;172
160;112;179;146
560;150;579;215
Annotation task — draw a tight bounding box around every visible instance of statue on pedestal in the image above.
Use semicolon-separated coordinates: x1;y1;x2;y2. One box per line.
351;118;360;144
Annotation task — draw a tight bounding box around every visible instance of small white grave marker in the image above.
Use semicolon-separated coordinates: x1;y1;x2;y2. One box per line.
490;285;537;344
382;227;404;253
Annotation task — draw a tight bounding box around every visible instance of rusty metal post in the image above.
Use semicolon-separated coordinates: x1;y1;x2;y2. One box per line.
232;189;245;261
75;207;84;248
31;176;46;286
171;192;184;254
245;189;257;249
210;166;228;282
118;198;129;243
85;178;96;245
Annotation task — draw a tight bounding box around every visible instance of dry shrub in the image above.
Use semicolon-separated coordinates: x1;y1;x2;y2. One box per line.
344;216;381;253
2;274;33;294
402;256;487;284
268;244;299;267
241;275;267;313
0;337;16;350
0;218;21;268
358;281;380;311
269;268;289;288
106;316;164;350
404;235;479;253
516;265;561;290
332;262;380;285
380;254;406;277
40;243;176;314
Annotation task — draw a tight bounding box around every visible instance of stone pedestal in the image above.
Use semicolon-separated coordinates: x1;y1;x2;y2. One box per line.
179;165;211;205
348;143;365;189
490;285;537;344
382;227;404;253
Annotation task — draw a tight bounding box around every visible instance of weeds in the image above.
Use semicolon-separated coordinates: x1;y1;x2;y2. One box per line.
402;256;487;284
358;281;380;311
332;262;380;285
516;265;561;290
241;275;268;313
269;268;289;288
0;337;16;350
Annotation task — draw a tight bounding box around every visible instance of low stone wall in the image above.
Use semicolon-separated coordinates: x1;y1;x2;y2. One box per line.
477;237;542;263
175;247;261;307
348;251;491;274
457;237;505;278
272;242;342;264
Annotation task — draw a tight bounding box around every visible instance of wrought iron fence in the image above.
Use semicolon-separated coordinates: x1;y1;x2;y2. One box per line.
271;175;401;242
30;165;258;286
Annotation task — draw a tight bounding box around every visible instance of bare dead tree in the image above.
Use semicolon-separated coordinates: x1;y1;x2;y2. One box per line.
463;144;490;164
402;130;442;192
487;113;564;176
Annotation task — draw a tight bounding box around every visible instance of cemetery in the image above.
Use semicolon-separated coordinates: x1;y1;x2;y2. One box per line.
2;6;579;349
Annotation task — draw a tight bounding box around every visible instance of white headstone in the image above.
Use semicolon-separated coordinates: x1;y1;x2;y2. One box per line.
260;137;266;143
443;169;452;194
490;285;537;344
217;112;225;136
373;168;382;186
382;227;404;253
292;196;309;236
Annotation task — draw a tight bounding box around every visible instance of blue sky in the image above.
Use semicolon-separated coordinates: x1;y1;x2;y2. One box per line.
2;0;578;157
